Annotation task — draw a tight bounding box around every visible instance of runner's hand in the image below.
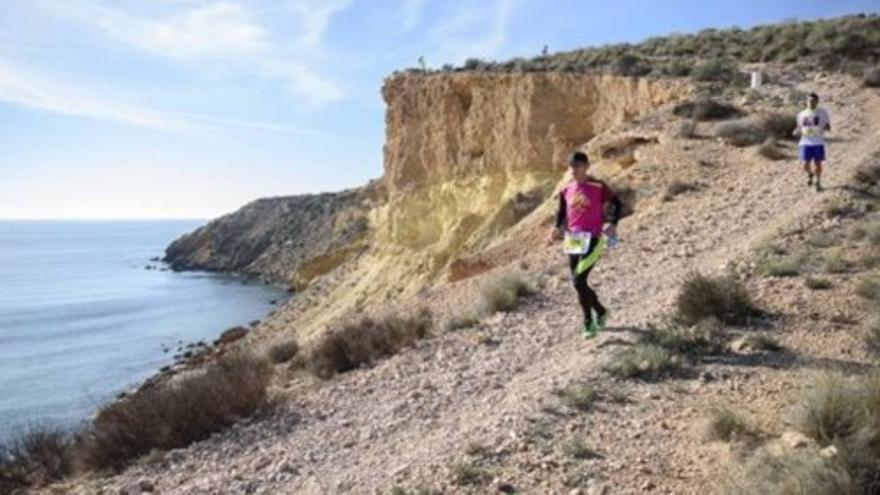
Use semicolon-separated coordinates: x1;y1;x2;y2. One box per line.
547;227;562;245
604;224;617;238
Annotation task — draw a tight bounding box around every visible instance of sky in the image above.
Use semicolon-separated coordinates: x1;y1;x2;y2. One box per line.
1;1;877;219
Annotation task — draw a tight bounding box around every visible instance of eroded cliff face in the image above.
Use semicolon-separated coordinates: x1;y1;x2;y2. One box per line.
166;72;692;335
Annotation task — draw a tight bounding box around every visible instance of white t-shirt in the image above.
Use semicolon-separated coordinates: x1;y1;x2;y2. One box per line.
797;107;830;146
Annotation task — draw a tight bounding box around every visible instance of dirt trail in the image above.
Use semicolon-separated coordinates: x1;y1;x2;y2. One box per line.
53;76;879;495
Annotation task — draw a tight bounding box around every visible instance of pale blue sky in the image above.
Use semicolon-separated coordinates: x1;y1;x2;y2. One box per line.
1;1;877;219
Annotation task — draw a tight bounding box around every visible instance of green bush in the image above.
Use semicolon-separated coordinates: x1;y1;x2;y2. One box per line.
855;276;880;301
645;319;728;356
691;59;740;82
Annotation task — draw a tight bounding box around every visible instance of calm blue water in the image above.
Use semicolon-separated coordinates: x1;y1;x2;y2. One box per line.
0;221;285;440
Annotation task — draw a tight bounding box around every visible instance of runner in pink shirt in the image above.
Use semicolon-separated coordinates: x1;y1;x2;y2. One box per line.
548;151;623;338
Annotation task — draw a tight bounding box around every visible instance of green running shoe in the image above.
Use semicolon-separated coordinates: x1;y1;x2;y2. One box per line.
582;320;599;339
597;311;610;331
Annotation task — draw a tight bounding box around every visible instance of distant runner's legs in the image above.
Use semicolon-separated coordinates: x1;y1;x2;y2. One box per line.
813;160;824;191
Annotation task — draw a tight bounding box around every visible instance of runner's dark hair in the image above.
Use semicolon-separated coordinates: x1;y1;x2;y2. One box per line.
569;151;589;166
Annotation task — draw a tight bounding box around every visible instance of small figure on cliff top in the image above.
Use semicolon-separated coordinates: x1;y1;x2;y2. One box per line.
794;92;831;192
548;151;623;339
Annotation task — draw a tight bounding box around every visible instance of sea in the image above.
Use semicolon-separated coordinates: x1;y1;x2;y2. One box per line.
0;220;285;441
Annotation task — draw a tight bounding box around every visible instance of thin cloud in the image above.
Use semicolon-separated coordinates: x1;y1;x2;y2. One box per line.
35;0;346;105
402;0;426;31
0;57;327;136
427;0;519;65
284;0;355;47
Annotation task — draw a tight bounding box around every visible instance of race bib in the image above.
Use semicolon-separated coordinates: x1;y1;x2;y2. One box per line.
563;232;592;255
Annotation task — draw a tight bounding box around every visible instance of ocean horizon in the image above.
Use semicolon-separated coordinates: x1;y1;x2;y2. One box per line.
0;220;285;441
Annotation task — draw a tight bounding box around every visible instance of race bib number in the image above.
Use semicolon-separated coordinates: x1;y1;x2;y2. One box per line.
563;232;592;255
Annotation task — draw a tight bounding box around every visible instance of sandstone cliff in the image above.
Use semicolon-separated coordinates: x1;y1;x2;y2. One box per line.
167;73;692;334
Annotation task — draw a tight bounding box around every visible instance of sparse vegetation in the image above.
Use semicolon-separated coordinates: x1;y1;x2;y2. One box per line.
476;270;534;316
267;338;299;364
443;310;479;331
663;180;699;201
853;159;880;185
715;118;767;147
758;255;803;277
675;273;757;325
0;426;73;492
855;276;880;301
562;437;600;460
450;461;489;486
865;66;880;87
705;406;752;442
864;310;880;356
757;138;787;160
645;319;728;357
79;352;272;472
723;447;855;495
759;113;797;141
739;334;783;353
807;232;838;249
604;343;681;381
305;309;433;378
409;16;880;78
791;373;863;445
727;372;880;493
805;277;833;290
823;249;851;274
672;99;741;121
554;383;599;412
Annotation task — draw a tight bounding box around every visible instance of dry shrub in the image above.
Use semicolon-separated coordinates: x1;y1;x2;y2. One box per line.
759;113;797;140
673;120;696;138
723;447;855;495
476;271;533;316
758;139;787;160
864;310;880;356
604;343;681;381
267;338;299;364
672;99;741;121
645;319;728;356
306;309;433;379
715;118;767;147
792;373;864;446
0;426;73;491
554;383;599;412
78;352;272;472
864;67;880;87
705;406;752;442
727;373;880;494
663;180;699;201
675;273;757;325
853;159;880;186
805;277;833;291
856;276;880;302
442;310;479;332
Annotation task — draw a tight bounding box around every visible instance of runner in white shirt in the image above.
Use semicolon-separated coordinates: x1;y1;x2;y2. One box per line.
795;93;831;192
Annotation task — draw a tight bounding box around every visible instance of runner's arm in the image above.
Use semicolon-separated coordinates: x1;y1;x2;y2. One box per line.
604;187;623;225
555;192;567;230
